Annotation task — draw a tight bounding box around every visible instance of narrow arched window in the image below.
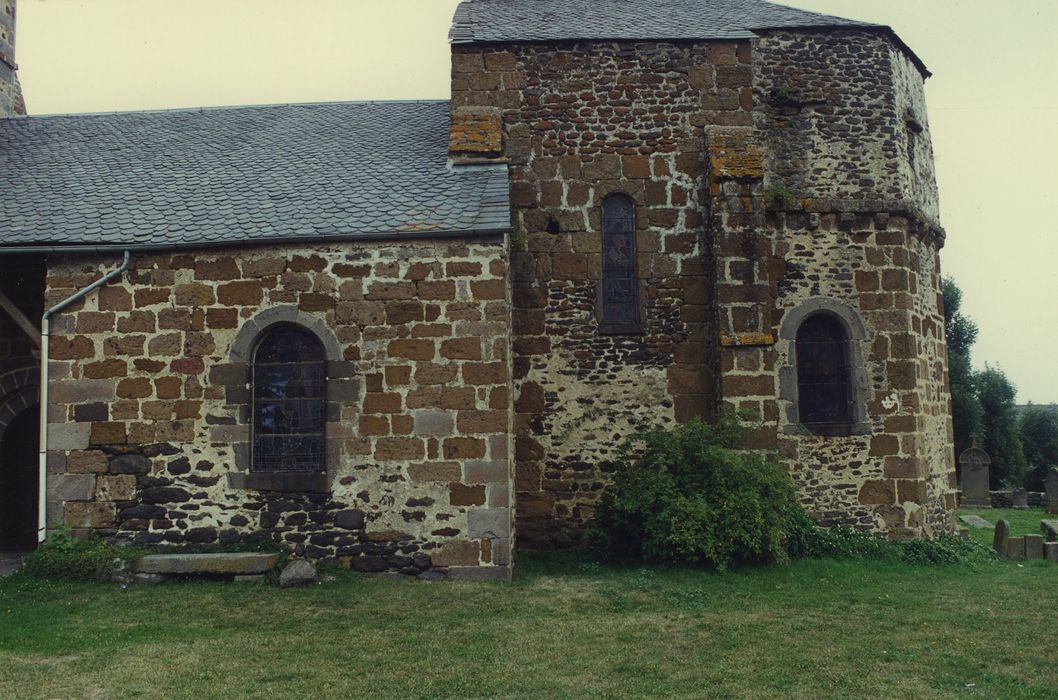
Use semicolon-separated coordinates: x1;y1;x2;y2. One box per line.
252;325;326;473
796;314;852;429
600;194;640;333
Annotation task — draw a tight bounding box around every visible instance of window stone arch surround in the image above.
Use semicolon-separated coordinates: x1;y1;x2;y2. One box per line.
208;305;357;492
777;298;871;436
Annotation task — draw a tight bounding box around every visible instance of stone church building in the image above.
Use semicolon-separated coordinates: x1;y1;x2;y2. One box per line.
0;0;956;579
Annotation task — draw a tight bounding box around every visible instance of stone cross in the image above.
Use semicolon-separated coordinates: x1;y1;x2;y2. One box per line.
1046;468;1058;515
1012;487;1029;509
959;447;992;507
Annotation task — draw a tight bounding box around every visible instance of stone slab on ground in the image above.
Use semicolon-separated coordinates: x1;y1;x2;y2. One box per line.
1045;542;1058;562
958;515;993;529
137;552;279;575
1041;519;1058;542
1006;536;1025;560
0;552;25;577
1024;534;1045;560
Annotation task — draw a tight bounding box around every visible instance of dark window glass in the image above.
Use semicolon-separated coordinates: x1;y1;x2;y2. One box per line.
601;194;639;330
796;314;852;427
252;325;326;473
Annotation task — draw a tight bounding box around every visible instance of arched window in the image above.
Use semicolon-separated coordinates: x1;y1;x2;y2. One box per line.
796;314;852;429
252;325;326;473
599;193;640;333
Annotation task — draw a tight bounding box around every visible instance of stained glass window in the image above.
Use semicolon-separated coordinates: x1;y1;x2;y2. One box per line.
796;314;852;427
252;325;326;473
600;194;639;332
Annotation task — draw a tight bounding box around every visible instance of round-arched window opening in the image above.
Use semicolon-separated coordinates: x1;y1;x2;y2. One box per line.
251;325;326;473
795;313;853;430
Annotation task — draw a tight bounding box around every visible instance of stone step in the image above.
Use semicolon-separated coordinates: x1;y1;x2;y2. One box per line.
136;552;279;575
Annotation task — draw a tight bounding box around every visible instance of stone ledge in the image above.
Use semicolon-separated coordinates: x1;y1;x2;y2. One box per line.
445;565;512;582
136;552;279;575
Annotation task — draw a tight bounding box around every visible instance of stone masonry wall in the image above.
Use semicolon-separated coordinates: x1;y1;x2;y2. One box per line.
0;0;25;116
753;30;939;221
452;40;749;546
43;239;514;579
710;31;954;538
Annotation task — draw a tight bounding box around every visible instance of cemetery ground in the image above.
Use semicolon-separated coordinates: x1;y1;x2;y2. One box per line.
1;537;1057;699
958;506;1053;549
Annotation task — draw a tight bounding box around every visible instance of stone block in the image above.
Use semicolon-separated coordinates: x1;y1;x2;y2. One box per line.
408;462;461;482
64;501;116;529
465;460;508;484
1045;542;1058;562
1041;519;1058;542
137;552;279;575
449;483;486;507
1024;534;1044;560
858;479;894;505
468;508;510;539
443;437;486;460
67;450;108;474
95;475;137;501
446;565;512;582
1006;536;1025;560
413;410;455;436
431;540;480;567
50;474;96;502
47;423;90;451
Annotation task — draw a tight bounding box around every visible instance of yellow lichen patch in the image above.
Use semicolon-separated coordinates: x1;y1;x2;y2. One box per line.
449;108;503;157
706;130;764;179
720;332;775;347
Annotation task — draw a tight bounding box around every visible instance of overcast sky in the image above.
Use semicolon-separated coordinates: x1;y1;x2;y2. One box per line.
14;0;1058;404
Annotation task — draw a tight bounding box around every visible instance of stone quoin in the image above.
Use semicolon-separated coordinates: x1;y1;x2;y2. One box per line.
0;0;957;576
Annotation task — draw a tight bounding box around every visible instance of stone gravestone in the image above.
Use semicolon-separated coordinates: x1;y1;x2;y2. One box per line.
1024;534;1044;560
1046;468;1058;515
959;447;992;507
992;519;1009;556
1012;488;1029;509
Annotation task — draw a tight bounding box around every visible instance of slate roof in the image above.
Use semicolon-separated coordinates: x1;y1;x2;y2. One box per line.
0;101;511;253
449;0;928;75
449;0;878;43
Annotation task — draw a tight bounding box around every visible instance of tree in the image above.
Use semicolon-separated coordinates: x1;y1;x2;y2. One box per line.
941;277;982;458
975;366;1026;488
1019;405;1058;491
942;277;978;357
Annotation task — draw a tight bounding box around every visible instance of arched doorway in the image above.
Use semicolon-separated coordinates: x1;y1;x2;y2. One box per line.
0;407;39;551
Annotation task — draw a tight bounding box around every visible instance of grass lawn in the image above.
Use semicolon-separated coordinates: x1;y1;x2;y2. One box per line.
1;551;1056;699
957;507;1054;548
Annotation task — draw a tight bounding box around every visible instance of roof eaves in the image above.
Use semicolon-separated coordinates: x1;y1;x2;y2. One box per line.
0;226;514;257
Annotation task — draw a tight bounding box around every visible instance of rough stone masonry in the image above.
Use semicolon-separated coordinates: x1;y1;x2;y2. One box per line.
0;0;958;577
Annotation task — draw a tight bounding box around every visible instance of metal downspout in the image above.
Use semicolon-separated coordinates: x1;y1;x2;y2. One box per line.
37;250;131;543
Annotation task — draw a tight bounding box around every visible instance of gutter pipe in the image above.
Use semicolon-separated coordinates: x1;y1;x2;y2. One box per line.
37;250;131;543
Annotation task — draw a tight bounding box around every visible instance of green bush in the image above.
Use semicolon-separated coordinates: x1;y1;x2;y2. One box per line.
791;525;994;565
20;529;140;582
588;414;813;571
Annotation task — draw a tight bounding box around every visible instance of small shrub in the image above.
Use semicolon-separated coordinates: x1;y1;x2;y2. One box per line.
588;413;813;571
21;529;142;582
790;525;994;566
